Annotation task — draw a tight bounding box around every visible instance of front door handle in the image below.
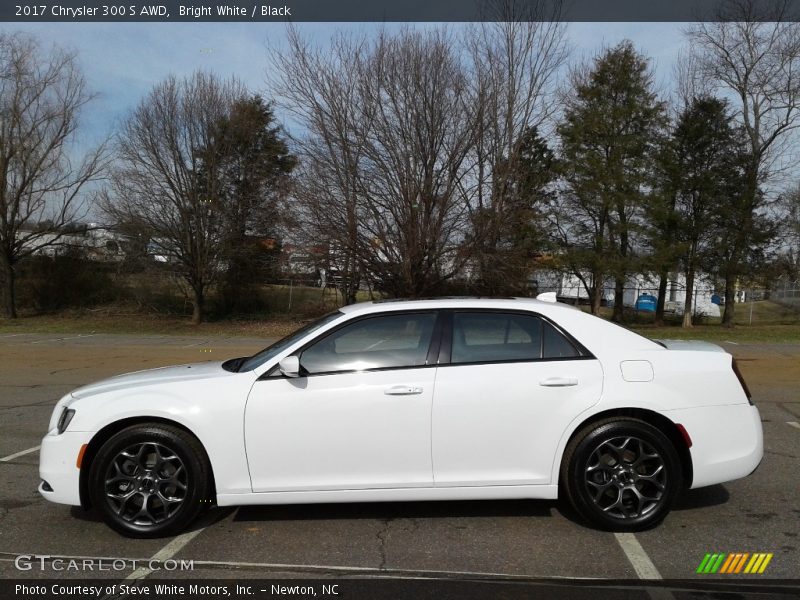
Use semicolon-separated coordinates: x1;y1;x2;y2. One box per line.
384;385;423;395
539;377;578;387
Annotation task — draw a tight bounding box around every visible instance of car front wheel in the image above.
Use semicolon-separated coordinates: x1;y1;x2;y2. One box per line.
88;424;212;538
562;418;682;531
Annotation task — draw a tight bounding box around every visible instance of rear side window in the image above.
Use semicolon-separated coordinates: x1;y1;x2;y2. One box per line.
451;312;579;364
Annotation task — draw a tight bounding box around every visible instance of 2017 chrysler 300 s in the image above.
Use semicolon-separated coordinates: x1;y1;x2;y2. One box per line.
39;297;763;537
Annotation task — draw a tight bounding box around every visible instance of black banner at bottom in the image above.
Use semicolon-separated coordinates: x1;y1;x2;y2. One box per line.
4;579;800;600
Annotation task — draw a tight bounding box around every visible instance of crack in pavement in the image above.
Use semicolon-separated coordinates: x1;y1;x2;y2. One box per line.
0;384;44;389
765;449;800;460
49;365;96;375
375;517;391;571
401;517;420;534
0;399;58;411
779;402;800;419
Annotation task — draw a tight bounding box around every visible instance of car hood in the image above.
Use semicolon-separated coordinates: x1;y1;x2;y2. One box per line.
70;361;230;399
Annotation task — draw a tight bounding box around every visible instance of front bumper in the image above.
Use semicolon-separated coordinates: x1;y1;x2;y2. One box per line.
665;403;763;489
38;429;93;506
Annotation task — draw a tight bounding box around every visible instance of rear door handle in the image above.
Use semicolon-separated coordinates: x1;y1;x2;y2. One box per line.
539;377;578;387
384;385;423;395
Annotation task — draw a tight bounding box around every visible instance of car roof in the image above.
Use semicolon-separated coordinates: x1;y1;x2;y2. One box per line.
338;297;574;315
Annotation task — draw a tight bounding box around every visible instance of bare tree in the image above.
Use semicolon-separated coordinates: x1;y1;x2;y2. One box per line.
102;72;246;324
271;29;369;304
0;33;108;318
354;29;478;297
673;48;713;109
275;28;478;299
686;0;800;325
466;1;568;293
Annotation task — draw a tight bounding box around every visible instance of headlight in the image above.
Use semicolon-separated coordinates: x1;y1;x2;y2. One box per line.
56;408;75;434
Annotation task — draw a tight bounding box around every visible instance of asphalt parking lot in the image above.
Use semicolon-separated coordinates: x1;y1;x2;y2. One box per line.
0;332;798;586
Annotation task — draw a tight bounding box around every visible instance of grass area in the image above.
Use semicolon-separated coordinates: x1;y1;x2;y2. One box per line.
0;311;307;339
628;323;800;343
621;300;800;343
0;297;798;343
0;283;380;338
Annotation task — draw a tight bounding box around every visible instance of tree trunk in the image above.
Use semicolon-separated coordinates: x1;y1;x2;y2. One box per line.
345;251;358;305
682;268;695;328
655;270;668;327
590;274;603;316
191;286;205;325
722;274;736;328
612;277;625;322
0;254;17;319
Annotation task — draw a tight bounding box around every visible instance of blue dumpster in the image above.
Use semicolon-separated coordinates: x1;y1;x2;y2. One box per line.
635;293;657;312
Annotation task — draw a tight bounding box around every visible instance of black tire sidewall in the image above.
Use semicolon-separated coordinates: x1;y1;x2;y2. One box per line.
88;425;209;538
567;420;681;531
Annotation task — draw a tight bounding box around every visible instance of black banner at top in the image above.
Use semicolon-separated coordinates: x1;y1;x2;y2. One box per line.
3;0;800;23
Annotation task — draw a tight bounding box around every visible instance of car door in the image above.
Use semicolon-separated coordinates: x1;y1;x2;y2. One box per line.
431;310;603;487
245;311;441;492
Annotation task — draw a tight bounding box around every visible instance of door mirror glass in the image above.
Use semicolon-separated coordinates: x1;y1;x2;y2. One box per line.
278;355;301;378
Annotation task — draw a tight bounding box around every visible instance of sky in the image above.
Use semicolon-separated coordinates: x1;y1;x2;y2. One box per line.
1;21;688;151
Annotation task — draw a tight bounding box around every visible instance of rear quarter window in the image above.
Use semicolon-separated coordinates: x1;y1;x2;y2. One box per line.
542;320;580;358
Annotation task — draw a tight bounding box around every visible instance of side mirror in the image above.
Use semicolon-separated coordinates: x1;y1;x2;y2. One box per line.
278;355;300;378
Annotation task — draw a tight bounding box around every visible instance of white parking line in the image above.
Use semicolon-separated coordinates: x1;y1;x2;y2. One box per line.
124;527;207;581
613;533;674;600
614;532;662;579
787;421;800;431
182;340;209;348
0;445;40;462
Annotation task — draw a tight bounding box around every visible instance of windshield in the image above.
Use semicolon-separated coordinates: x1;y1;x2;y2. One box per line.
238;311;344;372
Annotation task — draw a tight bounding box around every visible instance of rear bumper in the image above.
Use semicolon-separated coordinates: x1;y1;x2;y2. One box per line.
665;403;763;489
38;429;92;506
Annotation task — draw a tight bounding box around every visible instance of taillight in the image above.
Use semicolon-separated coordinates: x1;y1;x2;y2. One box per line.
732;358;753;405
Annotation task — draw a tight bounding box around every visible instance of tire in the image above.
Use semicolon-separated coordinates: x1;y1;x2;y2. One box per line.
88;424;212;538
561;418;682;531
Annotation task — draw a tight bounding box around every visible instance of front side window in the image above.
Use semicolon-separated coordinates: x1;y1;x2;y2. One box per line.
451;312;579;364
300;312;437;375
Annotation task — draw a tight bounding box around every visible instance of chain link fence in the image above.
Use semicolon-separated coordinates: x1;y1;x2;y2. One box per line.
772;277;800;308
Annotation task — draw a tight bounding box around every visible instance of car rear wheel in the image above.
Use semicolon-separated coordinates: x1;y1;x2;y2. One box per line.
88;424;212;538
562;418;682;531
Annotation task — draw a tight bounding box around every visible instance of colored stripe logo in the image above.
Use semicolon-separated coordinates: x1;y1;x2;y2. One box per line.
696;552;773;574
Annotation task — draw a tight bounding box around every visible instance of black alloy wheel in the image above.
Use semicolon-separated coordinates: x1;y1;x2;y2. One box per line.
88;424;212;538
562;418;682;531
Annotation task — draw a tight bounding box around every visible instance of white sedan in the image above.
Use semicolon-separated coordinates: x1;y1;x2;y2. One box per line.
39;298;763;537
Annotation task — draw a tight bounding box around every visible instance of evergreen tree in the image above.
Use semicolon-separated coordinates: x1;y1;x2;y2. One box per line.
667;97;748;326
472;126;557;294
553;42;666;318
210;97;297;314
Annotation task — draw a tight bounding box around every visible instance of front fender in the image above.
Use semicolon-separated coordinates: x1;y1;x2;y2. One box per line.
69;375;256;497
